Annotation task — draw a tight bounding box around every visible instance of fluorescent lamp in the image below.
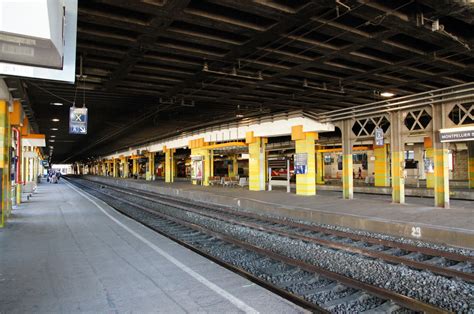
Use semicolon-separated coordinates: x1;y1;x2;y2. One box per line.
380;91;395;98
50;102;63;106
51;118;60;122
50;128;58;131
50;135;56;138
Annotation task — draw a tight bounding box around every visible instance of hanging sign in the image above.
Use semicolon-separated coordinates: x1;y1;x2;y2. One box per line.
439;126;474;142
294;153;308;175
69;107;88;134
374;127;384;146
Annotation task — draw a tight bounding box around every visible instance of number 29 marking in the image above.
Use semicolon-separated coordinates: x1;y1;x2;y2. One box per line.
411;226;422;238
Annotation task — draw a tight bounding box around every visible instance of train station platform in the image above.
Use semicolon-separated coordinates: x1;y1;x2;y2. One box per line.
0;181;304;313
84;176;474;249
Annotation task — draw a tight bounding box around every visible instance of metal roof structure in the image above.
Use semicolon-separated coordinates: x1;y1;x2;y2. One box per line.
17;0;474;162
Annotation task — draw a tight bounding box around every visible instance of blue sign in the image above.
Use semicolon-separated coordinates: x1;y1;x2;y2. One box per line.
295;165;307;175
69;107;88;135
375;127;384;146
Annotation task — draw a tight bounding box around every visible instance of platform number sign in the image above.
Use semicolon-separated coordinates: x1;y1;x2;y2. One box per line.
69;107;88;135
374;127;384;146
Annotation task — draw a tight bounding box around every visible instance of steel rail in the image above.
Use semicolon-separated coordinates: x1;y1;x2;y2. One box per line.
99;182;474;283
67;179;329;313
69;178;448;313
90;178;473;265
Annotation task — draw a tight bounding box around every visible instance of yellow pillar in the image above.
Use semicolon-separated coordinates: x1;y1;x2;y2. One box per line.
190;139;211;186
132;158;138;177
0;100;12;227
433;147;449;207
146;152;155;181
164;147;175;183
316;147;324;185
424;137;434;188
210;149;214;178
426;150;434;188
246;132;266;191
432;104;449;208
228;155;238;177
469;143;474;189
341;120;353;199
292;126;317;196
122;157;129;178
374;144;390;187
391;111;405;204
112;159;118;177
391;151;405;203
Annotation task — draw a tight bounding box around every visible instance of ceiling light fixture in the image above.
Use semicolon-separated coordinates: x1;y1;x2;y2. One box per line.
51;128;58;131
49;139;55;142
51;118;60;122
50;135;56;138
380;91;395;98
50;102;63;106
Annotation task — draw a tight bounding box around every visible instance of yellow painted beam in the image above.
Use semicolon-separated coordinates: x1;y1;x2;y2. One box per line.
317;146;371;153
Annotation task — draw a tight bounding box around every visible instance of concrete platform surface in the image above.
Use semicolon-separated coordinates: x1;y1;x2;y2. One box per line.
0;181;305;314
85;176;474;249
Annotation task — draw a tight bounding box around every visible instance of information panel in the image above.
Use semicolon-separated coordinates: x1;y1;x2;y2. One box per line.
294;153;308;175
69;107;88;134
374;127;384;146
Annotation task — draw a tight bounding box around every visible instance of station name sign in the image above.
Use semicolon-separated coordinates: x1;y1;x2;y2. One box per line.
439;126;474;142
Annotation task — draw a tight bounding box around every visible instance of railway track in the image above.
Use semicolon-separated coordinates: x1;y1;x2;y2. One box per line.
67;177;473;313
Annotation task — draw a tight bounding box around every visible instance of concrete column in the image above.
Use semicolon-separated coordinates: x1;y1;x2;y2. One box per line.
424;137;434;188
164;147;174;183
210;149;214;178
432;104;449;208
146;152;155;181
0;100;11;227
469;142;474;189
316;146;325;185
390;111;405;204
246;132;266;191
121;158;128;178
112;159;118;178
192;146;211;186
132;159;138;177
228;155;238;177
341;120;353;199
292;126;317;196
374;144;390;187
